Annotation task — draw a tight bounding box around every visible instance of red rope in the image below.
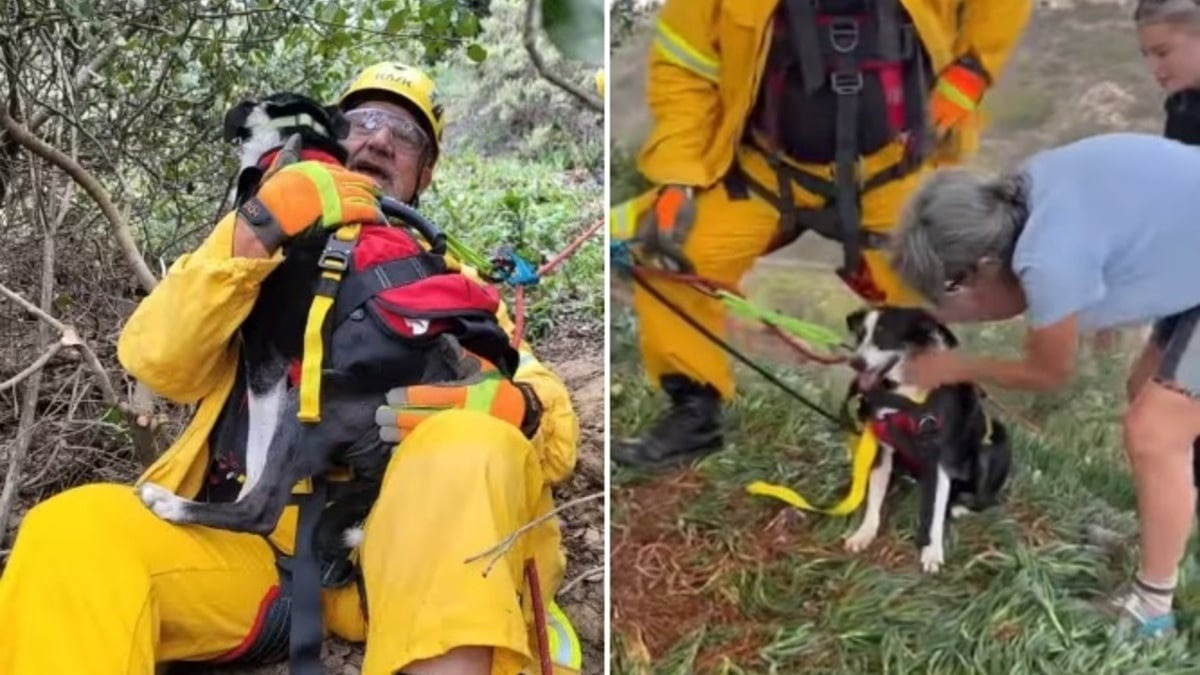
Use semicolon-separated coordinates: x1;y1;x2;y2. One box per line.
525;559;554;675
510;217;604;347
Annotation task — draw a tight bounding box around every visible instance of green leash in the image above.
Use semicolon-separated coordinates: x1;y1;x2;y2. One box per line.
716;290;845;348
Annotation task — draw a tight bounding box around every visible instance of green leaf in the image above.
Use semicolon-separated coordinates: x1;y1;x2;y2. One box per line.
466;43;488;63
457;11;480;37
385;11;407;33
540;0;604;64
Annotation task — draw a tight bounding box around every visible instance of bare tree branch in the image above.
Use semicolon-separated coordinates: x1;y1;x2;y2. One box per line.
523;0;603;113
22;28;131;134
0;341;63;392
0;105;159;293
0;167;61;542
0;281;118;407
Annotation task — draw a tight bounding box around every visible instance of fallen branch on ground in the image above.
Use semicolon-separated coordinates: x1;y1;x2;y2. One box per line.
465;491;605;576
559;564;604;597
1;341;64;392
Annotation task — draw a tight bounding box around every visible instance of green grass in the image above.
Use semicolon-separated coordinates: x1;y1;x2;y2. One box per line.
610;266;1200;675
422;149;604;342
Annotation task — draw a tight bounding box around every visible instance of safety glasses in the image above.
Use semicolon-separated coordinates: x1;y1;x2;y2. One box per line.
344;107;429;155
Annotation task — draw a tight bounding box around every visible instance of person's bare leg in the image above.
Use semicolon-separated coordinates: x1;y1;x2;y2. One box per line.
1126;339;1164;403
1125;383;1198;580
398;646;492;675
1118;381;1200;631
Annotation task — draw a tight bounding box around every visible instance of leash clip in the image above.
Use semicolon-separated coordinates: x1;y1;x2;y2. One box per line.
490;247;540;287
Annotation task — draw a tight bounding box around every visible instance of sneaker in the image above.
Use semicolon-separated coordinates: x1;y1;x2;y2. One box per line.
1102;584;1178;643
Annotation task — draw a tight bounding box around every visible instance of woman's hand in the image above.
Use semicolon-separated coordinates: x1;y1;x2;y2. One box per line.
903;350;975;389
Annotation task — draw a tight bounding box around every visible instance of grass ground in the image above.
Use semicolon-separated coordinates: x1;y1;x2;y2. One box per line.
609;266;1200;675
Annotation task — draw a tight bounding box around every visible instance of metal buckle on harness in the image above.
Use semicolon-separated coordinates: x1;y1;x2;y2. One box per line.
317;237;355;272
916;414;940;436
830;71;864;95
827;18;860;54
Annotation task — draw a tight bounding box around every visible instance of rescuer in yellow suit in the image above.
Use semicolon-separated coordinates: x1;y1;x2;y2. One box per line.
0;62;584;675
610;0;1032;470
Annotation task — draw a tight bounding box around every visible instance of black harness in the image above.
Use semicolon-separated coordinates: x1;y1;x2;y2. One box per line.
725;0;933;300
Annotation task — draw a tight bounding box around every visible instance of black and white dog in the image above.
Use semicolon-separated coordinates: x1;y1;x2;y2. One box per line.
135;93;464;578
839;307;1012;573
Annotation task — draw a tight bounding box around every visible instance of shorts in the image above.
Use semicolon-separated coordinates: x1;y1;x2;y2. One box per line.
1151;304;1200;398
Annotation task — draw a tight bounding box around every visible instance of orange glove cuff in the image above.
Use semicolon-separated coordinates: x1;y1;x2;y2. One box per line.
242;162;383;251
939;63;988;106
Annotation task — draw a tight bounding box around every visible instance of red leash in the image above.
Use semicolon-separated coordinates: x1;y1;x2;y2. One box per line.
511;217;605;347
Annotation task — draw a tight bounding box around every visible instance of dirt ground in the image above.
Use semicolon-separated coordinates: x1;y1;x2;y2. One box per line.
163;326;606;675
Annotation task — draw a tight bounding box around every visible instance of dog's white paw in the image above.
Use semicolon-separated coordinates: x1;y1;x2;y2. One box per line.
844;526;878;552
342;525;365;549
137;483;188;522
949;505;972;520
919;544;944;573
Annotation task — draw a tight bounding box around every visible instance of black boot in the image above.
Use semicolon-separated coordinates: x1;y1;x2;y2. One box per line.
612;374;724;470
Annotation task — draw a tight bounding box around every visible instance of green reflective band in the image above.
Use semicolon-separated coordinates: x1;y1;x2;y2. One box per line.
464;374;503;412
292;163;343;227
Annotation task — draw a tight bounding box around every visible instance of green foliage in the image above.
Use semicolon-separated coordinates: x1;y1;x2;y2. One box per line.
542;0;605;64
422;151;603;340
432;0;603;164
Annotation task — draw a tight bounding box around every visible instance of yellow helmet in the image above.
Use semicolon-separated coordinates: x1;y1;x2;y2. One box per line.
338;62;445;152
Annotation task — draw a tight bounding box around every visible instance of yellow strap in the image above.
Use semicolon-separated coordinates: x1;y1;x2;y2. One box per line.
745;426;880;516
297;224;361;423
298;276;337;423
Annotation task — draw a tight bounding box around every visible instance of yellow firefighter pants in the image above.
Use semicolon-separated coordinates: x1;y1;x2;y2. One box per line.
0;410;579;675
632;140;930;401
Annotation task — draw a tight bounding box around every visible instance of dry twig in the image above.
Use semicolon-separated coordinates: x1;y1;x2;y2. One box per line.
0;282;117;406
465;491;604;576
559;564;604;596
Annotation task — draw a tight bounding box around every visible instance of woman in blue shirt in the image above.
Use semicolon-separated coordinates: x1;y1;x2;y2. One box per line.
891;131;1200;641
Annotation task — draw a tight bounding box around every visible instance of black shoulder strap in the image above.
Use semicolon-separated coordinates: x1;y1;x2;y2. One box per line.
333;253;448;326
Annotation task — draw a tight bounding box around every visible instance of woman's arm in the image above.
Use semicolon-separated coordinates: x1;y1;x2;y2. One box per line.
966;314;1079;391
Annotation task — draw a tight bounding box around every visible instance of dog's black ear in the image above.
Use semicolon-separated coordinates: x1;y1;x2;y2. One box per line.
325;105;351;140
223;100;257;143
913;309;959;348
845;308;867;340
233;166;264;208
935;322;959;348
